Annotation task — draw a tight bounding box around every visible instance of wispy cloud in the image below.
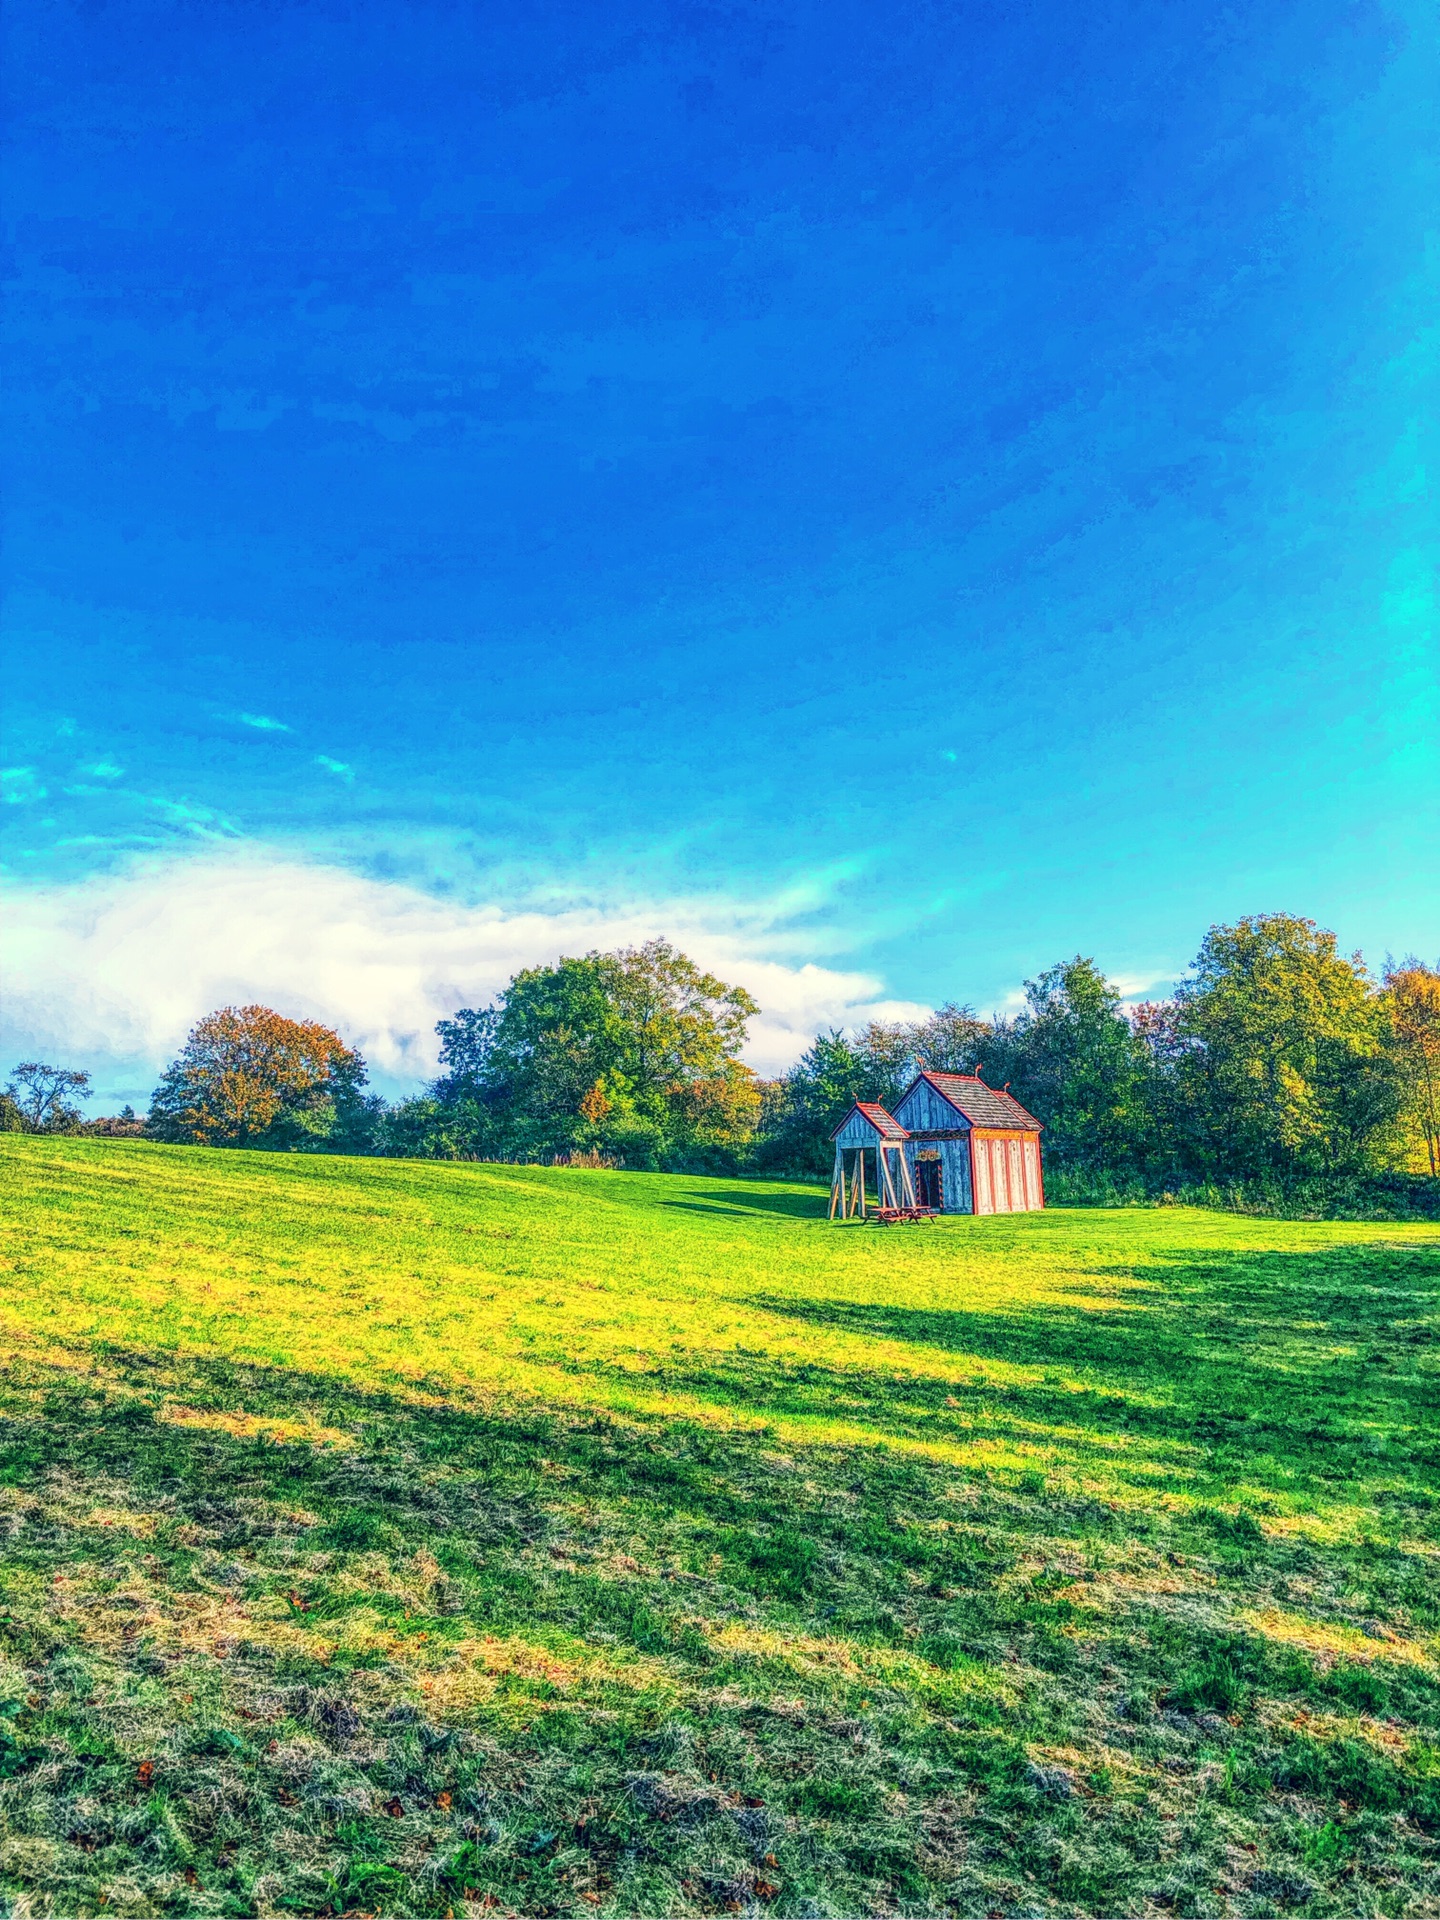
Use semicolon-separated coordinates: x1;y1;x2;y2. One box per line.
0;846;929;1092
990;967;1180;1017
235;713;291;732
314;756;353;780
1;768;46;805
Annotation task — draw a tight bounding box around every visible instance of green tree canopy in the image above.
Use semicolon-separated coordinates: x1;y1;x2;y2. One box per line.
993;958;1148;1174
431;940;759;1166
1175;914;1398;1178
1382;960;1440;1176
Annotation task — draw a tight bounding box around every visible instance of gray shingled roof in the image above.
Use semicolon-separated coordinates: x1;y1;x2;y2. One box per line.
831;1100;910;1141
911;1072;1042;1130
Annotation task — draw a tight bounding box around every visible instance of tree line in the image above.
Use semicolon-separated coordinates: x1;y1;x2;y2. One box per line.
6;914;1439;1212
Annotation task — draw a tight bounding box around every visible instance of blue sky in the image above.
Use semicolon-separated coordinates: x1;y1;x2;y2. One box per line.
3;0;1436;1100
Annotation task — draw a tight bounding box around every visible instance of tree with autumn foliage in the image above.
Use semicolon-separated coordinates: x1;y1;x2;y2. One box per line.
149;1005;378;1151
1384;961;1440;1175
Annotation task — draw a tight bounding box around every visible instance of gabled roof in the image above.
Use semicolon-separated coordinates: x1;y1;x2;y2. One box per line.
899;1071;1043;1131
830;1100;910;1141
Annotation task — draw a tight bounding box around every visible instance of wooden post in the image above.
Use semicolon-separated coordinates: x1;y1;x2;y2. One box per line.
829;1146;844;1220
898;1149;917;1208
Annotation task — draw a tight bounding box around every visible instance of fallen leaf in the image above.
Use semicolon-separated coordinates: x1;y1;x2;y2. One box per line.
137;1760;154;1786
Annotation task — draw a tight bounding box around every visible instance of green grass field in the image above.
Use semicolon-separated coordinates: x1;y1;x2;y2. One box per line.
1;1137;1438;1918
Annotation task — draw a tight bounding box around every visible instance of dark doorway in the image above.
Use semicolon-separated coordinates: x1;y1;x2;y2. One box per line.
915;1159;942;1209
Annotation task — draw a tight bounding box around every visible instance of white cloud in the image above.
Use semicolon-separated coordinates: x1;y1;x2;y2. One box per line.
991;967;1179;1017
236;713;290;732
1;768;45;805
1111;971;1178;1005
0;847;929;1097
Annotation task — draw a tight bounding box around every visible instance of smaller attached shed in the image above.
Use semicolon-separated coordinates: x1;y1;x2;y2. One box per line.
891;1072;1045;1215
829;1101;917;1218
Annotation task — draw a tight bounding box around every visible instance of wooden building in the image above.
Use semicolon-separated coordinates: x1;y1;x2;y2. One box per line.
828;1100;916;1218
892;1072;1044;1214
827;1073;1045;1219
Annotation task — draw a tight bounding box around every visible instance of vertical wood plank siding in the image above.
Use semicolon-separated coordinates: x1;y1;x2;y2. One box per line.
942;1137;973;1212
893;1080;976;1214
973;1134;992;1213
969;1131;1045;1214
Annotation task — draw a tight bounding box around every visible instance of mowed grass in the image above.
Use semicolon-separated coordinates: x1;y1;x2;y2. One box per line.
1;1141;1439;1919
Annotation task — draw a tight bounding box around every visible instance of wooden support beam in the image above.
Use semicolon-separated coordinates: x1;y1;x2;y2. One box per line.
880;1145;897;1209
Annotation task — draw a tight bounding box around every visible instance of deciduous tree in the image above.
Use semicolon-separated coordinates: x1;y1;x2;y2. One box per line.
1175;914;1397;1179
994;959;1148;1175
912;1002;987;1073
427;941;759;1165
1385;961;1440;1175
755;1026;912;1175
149;1006;374;1150
4;1063;91;1133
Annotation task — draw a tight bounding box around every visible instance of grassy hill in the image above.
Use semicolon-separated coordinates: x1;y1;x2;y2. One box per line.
1;1137;1438;1917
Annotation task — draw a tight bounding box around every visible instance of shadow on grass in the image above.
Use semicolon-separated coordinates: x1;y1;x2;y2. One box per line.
5;1273;1440;1918
607;1239;1440;1507
34;1237;1434;1539
659;1188;825;1220
0;1342;1046;1917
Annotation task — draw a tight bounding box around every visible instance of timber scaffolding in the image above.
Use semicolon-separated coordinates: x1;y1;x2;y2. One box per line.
827;1101;933;1222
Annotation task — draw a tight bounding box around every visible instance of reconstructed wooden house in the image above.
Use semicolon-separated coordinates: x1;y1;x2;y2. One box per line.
892;1071;1044;1214
828;1072;1044;1219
